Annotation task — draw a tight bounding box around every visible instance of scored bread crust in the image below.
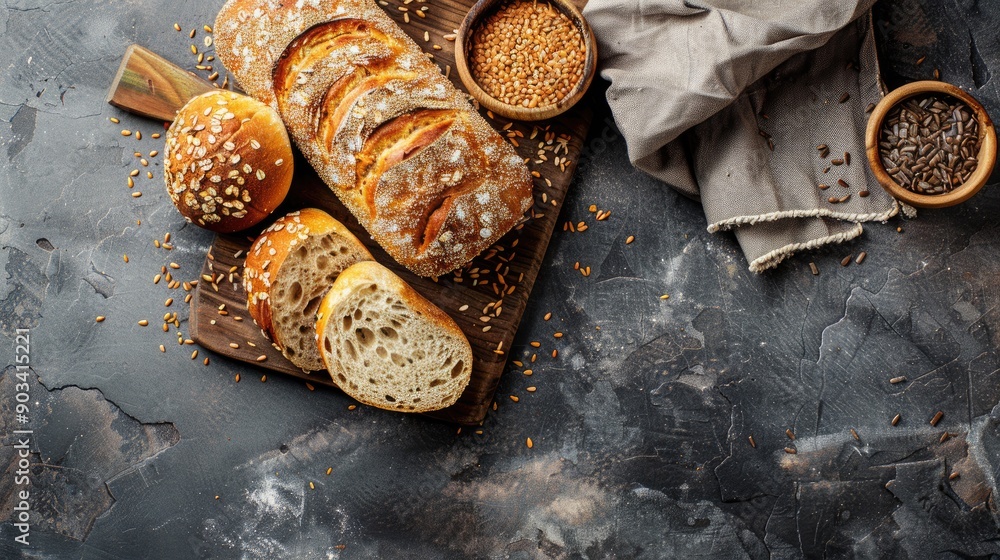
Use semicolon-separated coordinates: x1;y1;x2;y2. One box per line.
315;261;473;412
244;208;373;370
214;0;533;277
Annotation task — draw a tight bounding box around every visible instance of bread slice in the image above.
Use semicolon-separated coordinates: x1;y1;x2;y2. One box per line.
244;208;373;371
316;261;472;412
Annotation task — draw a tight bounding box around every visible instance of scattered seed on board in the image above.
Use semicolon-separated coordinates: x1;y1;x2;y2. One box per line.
891;413;901;426
949;471;959;480
748;435;756;448
855;252;867;264
889;375;907;384
784;447;797;454
940;432;951;443
526;437;534;449
785;429;795;440
850;428;860;441
841;255;852;267
809;262;819;275
837;179;850;188
930;411;944;426
138;320;148;326
626;235;635;244
95;316;106;323
839;92;851;103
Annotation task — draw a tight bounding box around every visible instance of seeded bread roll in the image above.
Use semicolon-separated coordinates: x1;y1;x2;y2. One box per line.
214;0;533;276
243;208;373;371
164;90;294;232
316;261;473;412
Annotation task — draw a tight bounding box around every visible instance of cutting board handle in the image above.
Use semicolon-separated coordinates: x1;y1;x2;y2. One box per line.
106;44;217;122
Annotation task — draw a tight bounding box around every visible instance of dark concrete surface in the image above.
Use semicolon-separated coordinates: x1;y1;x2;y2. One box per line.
2;0;1000;558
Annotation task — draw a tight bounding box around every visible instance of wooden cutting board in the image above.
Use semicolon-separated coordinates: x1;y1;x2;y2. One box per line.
189;0;594;425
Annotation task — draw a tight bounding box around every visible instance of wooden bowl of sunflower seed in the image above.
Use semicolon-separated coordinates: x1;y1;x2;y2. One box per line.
865;81;996;208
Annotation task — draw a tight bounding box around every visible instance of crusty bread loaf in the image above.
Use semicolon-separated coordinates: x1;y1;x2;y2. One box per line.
164;90;294;232
315;261;472;412
214;0;533;277
244;208;373;371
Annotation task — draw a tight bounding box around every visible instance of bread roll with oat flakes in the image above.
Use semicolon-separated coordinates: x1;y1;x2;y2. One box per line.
243;208;373;371
164;90;293;232
214;0;533;276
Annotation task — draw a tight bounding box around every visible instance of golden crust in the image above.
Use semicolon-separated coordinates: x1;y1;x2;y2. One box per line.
215;0;533;276
163;90;293;233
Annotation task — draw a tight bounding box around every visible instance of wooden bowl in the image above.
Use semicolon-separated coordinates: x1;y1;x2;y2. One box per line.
865;81;997;208
454;0;598;121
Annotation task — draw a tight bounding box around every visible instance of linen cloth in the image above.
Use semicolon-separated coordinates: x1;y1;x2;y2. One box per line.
582;0;899;271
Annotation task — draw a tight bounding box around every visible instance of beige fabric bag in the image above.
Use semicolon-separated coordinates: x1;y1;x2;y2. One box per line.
583;0;899;271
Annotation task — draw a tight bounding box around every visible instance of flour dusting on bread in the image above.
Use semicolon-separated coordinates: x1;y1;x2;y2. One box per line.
215;0;533;277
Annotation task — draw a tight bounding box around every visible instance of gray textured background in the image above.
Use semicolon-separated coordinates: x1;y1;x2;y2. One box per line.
3;0;1000;558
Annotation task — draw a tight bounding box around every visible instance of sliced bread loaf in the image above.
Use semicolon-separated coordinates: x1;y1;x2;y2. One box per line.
244;208;373;371
316;261;473;412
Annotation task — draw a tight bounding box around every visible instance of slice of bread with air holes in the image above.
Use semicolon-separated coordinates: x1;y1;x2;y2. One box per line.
315;261;473;412
244;208;373;371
